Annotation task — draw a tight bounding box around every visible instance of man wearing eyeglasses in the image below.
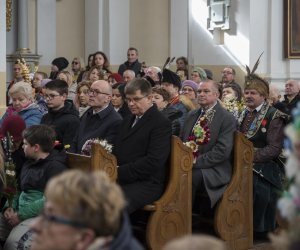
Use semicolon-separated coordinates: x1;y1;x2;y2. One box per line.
71;80;122;153
114;78;172;214
220;67;239;86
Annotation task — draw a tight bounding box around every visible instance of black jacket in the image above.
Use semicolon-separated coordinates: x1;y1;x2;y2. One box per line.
21;149;67;191
41;101;80;146
118;60;142;76
161;105;182;136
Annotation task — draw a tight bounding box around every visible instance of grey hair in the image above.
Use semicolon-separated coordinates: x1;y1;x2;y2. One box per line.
9;81;33;100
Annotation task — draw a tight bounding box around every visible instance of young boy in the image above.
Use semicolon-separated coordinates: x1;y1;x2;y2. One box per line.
0;125;67;249
41;79;80;146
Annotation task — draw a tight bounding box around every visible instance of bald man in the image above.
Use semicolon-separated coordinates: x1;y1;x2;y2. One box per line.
71;80;122;153
281;79;300;115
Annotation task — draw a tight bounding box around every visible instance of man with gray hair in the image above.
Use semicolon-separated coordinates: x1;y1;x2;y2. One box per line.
281;79;300;115
123;69;136;84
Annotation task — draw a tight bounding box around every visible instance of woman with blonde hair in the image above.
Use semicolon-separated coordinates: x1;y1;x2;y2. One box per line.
57;71;77;102
0;82;43;127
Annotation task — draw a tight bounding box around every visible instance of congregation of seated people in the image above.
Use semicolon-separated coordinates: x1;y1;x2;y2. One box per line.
0;48;299;249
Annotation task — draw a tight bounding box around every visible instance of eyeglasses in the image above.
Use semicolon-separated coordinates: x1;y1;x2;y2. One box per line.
39;209;88;229
72;61;79;65
221;71;233;75
125;95;148;103
44;94;61;100
88;89;110;96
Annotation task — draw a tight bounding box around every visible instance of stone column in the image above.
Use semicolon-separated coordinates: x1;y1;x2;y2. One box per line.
17;0;30;53
0;0;7;114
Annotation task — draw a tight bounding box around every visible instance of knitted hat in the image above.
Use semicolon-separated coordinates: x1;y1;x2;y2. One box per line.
182;80;198;94
109;73;123;83
192;67;207;80
244;53;269;97
0;115;26;142
52;57;69;71
162;69;181;89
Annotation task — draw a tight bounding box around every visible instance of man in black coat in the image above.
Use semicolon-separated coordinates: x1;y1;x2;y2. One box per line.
114;78;172;214
71;80;122;153
118;47;142;77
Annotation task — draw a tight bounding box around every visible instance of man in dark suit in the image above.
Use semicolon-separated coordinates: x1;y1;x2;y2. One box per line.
114;78;172;214
71;80;122;153
181;79;236;208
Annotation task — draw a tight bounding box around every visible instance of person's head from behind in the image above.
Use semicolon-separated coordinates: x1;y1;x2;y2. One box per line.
163;234;226;250
222;83;242;102
22;125;56;160
88;80;112;112
127;47;139;63
285;79;300;98
33;71;48;89
44;79;68;111
197;80;219;109
152;86;170;111
125;78;153;116
123;70;135;83
30;170;125;250
76;81;92;107
9;81;34;111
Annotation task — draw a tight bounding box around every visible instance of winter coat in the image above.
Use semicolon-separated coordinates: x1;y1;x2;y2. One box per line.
41;101;80;146
0;103;43;128
7;149;67;221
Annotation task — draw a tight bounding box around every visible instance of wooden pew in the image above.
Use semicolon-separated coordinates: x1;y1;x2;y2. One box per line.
66;143;118;181
66;136;193;250
214;131;254;250
143;136;194;250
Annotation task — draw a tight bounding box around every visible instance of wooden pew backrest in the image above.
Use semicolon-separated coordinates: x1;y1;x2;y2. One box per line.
214;131;254;250
144;135;193;250
67;143;118;181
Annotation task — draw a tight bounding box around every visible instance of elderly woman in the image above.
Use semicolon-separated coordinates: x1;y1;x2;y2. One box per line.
30;170;143;250
181;80;199;109
0;81;43;127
